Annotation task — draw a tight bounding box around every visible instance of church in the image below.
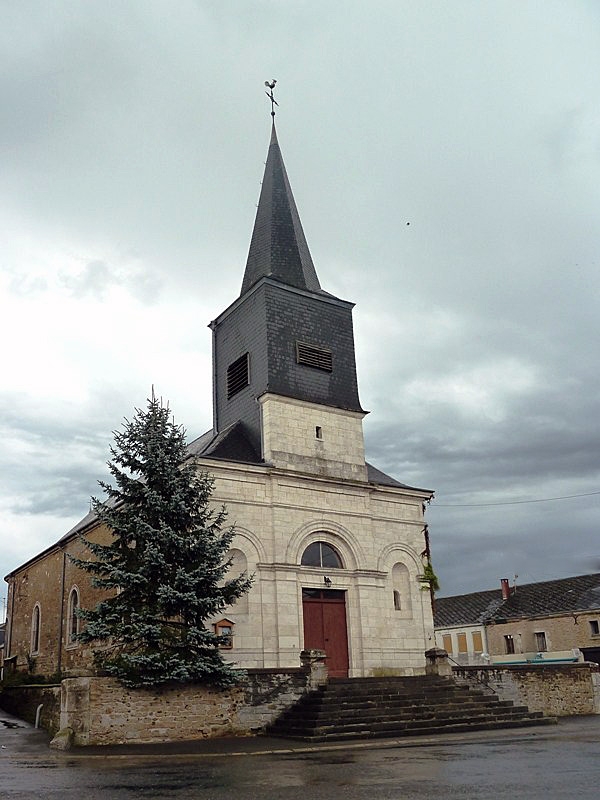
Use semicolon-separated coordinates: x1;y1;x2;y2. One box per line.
3;115;435;680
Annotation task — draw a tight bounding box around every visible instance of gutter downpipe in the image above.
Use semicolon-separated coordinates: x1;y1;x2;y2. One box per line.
57;549;67;675
7;576;15;659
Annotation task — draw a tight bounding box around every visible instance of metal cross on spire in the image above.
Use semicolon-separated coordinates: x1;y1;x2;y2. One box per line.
264;79;278;117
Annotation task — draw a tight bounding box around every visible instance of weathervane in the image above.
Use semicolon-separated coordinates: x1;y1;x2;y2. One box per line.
264;79;278;117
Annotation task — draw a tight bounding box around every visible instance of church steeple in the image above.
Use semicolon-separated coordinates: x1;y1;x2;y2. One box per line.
241;123;321;296
209;114;366;479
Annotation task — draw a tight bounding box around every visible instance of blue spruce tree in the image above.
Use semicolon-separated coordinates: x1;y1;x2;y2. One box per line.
73;393;252;687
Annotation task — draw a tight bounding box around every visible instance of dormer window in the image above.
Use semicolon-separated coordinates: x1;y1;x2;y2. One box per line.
227;353;250;399
296;342;333;372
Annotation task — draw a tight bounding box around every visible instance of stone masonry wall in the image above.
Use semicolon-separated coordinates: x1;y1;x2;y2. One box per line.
60;667;318;746
1;684;61;734
454;662;600;717
5;524;116;678
487;612;600;655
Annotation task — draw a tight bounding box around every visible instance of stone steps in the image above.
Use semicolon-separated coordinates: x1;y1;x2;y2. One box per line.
287;700;526;724
278;716;554;743
267;675;556;742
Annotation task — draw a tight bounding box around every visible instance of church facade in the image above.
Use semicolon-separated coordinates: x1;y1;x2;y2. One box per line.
4;122;435;679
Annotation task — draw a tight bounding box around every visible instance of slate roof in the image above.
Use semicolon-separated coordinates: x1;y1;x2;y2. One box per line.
187;422;262;464
241;123;324;296
365;462;431;493
188;426;430;491
434;589;503;628
492;573;600;621
435;573;600;628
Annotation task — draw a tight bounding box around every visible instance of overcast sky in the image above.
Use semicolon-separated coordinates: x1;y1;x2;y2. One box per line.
2;1;600;608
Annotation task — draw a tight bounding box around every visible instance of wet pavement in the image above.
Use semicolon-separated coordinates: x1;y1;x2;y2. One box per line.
2;708;600;799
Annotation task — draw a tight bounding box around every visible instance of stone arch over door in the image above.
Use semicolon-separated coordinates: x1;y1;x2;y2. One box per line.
287;520;363;571
290;523;358;680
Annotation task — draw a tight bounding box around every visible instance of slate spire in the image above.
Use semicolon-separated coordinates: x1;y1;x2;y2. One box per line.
241;123;321;296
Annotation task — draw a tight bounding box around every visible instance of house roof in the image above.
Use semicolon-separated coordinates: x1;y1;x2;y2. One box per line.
492;573;600;621
240;122;324;297
434;589;503;628
435;573;600;628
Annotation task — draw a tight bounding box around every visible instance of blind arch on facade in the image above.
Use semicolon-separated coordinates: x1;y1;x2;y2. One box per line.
228;548;249;614
392;562;412;614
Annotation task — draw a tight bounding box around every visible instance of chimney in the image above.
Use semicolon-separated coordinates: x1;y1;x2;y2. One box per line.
501;578;510;600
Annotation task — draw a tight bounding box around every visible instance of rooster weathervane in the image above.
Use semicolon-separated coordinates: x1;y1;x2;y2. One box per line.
265;79;278;117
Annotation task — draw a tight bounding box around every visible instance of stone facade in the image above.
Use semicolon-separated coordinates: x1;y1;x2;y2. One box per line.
4;524;114;678
454;662;600;717
202;451;433;676
4;443;433;679
260;394;367;480
487;611;600;657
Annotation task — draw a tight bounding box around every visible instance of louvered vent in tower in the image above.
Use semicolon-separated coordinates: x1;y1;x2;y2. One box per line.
227;353;250;399
296;342;333;372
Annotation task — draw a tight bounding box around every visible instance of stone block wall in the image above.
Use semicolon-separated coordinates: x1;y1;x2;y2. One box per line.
260;394;367;481
454;662;600;716
59;666;319;746
0;684;61;734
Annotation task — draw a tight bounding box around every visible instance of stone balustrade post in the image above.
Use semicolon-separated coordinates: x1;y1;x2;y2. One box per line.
300;649;328;688
425;647;452;677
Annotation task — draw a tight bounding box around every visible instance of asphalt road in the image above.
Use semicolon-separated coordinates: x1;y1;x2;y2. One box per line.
2;711;600;799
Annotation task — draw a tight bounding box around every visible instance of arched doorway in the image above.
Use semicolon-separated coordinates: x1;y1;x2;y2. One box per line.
300;541;349;678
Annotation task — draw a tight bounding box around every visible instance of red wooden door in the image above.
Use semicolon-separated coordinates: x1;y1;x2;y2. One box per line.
302;589;349;678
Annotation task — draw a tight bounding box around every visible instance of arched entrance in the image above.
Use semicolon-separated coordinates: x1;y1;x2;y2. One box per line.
300;540;349;677
302;588;349;678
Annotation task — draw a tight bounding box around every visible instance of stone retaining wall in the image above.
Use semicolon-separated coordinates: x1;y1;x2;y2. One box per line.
453;662;600;717
0;684;61;734
55;652;327;747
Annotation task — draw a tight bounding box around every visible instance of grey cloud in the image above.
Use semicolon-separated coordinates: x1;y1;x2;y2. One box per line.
3;1;600;599
59;260;163;303
61;260;114;299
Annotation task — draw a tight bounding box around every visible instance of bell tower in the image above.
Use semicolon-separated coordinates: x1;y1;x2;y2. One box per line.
210;120;367;481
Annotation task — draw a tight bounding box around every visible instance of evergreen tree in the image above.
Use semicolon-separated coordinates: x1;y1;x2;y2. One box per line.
73;394;252;688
